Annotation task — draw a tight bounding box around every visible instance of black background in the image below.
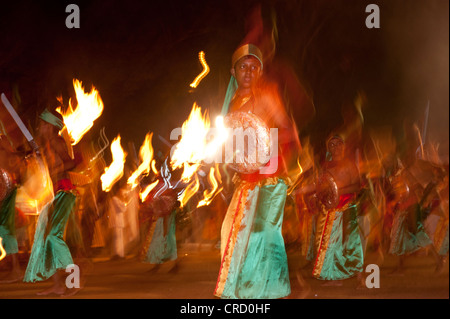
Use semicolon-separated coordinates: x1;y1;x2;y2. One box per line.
1;0;448;163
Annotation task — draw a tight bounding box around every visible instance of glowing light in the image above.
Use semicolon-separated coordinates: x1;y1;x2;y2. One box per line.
178;174;200;208
190;51;210;88
139;180;159;202
170;104;228;180
197;165;223;208
100;135;127;192
151;159;158;175
169;104;229;207
0;237;6;261
204;115;228;162
128;133;154;189
170;103;210;181
287;156;304;196
15;155;54;215
56;79;104;145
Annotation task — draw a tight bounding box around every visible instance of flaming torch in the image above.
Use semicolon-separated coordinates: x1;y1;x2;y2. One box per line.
56;79;104;146
197;164;223;208
169;103;228;208
0;237;6;261
100;135;127;192
128;132;154;189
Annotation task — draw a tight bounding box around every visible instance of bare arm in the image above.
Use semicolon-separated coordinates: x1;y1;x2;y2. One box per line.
337;161;361;196
50;135;75;177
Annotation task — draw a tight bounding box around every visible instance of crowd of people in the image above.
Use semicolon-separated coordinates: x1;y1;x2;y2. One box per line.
0;37;448;298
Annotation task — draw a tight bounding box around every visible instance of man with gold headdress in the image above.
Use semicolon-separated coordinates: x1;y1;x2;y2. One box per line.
23;109;78;295
214;43;300;299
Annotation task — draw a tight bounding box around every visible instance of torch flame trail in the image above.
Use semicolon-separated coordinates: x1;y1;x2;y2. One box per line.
0;237;6;261
197;165;223;208
151;159;158;175
56;79;104;146
170;103;210;181
190;51;210;88
140;179;159;202
169;103;229;207
287;156;304;195
128;132;154;189
178;174;200;208
101;135;127;192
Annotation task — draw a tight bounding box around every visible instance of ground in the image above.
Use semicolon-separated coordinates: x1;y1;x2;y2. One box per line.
0;243;447;300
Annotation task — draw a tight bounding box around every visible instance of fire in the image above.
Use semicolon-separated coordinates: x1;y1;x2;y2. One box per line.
178;174;200;208
151;159;158;175
204;115;228;162
287;156;304;196
190;51;210;88
0;237;6;261
139;179;159;202
100;135;127;192
128;132;154;189
170;103;210;181
15;155;54;215
171;104;228;179
56;79;104;145
197;164;223;208
170;103;228;207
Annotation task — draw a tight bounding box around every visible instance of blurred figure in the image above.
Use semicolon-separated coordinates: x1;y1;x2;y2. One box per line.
106;164;141;260
431;171;449;274
79;182;100;257
388;157;443;275
0;133;23;283
23;109;78;296
198;195;227;251
297;135;364;287
108;183;128;259
124;185;140;256
294;168;319;267
214;42;300;299
140;176;179;273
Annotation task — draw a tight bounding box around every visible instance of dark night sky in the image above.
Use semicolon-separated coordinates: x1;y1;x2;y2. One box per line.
1;0;448;163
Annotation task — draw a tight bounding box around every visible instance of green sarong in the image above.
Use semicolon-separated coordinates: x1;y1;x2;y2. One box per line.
23;191;76;282
0;188;18;255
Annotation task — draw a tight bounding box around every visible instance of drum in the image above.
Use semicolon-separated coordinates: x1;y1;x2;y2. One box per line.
391;174;410;202
0;168;13;203
223;111;271;174
316;171;339;210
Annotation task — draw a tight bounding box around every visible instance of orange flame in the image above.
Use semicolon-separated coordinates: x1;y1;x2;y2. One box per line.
128;133;154;189
204;115;228;162
190;51;210;88
287;156;304;196
0;237;6;261
151;159;158;175
170;103;210;181
100;135;127;192
197;165;223;208
56;79;104;145
170;103;228;181
15;155;54;215
178;174;200;208
139;179;159;202
169;103;229;207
